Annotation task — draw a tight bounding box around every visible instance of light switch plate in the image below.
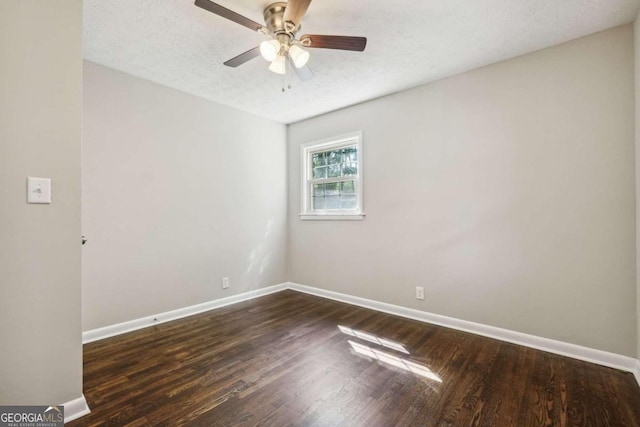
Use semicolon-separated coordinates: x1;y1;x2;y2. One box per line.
27;177;51;204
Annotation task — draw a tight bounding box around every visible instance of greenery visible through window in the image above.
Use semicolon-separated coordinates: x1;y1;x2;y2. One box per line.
300;132;363;219
311;147;358;210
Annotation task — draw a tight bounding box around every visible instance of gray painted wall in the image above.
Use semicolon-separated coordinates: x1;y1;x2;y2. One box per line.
0;1;83;404
288;25;636;356
82;62;288;331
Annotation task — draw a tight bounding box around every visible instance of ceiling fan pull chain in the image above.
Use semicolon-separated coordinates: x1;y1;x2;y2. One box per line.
287;52;292;90
281;52;292;92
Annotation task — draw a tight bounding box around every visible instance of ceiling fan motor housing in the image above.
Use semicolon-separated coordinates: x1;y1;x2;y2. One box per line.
264;2;299;35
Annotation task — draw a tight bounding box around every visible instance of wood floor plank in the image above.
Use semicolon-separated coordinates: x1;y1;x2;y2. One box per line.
69;290;640;427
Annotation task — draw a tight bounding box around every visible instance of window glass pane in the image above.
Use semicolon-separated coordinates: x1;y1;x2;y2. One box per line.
341;181;355;194
343;162;357;176
340;195;357;210
313;166;327;179
328;164;341;178
313;196;325;209
312;152;326;167
327;150;342;165
313;183;324;196
325;182;339;196
325;195;340;209
343;146;357;162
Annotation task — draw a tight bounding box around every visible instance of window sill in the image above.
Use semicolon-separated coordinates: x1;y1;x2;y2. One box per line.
299;213;366;221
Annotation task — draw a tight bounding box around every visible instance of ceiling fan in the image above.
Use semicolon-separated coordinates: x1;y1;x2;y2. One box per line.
194;0;367;83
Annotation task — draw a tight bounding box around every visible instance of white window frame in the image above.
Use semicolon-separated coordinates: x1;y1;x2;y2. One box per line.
300;131;364;221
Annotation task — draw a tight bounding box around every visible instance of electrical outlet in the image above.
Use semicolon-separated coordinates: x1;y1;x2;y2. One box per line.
222;277;229;289
416;287;424;300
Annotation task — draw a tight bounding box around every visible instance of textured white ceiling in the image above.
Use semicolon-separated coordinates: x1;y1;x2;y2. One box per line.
84;0;640;124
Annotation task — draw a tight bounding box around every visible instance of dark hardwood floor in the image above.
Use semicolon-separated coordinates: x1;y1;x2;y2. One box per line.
69;290;640;426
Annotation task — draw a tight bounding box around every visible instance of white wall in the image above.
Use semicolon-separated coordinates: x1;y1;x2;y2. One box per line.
0;1;83;404
82;62;287;331
288;25;636;356
635;13;640;360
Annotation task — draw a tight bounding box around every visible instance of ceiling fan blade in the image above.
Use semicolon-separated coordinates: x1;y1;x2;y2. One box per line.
223;46;261;67
288;56;314;81
300;35;367;52
283;0;311;31
194;0;263;32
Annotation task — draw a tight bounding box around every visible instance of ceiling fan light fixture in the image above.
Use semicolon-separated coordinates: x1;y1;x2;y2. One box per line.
260;39;280;61
269;54;287;74
288;44;310;68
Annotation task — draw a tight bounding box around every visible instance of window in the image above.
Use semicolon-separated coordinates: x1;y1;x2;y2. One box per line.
300;131;364;220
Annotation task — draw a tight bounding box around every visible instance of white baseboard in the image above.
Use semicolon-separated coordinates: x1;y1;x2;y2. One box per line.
287;282;640;378
63;394;90;423
82;284;288;344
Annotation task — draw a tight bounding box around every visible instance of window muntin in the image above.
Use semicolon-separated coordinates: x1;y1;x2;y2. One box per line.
300;132;363;220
